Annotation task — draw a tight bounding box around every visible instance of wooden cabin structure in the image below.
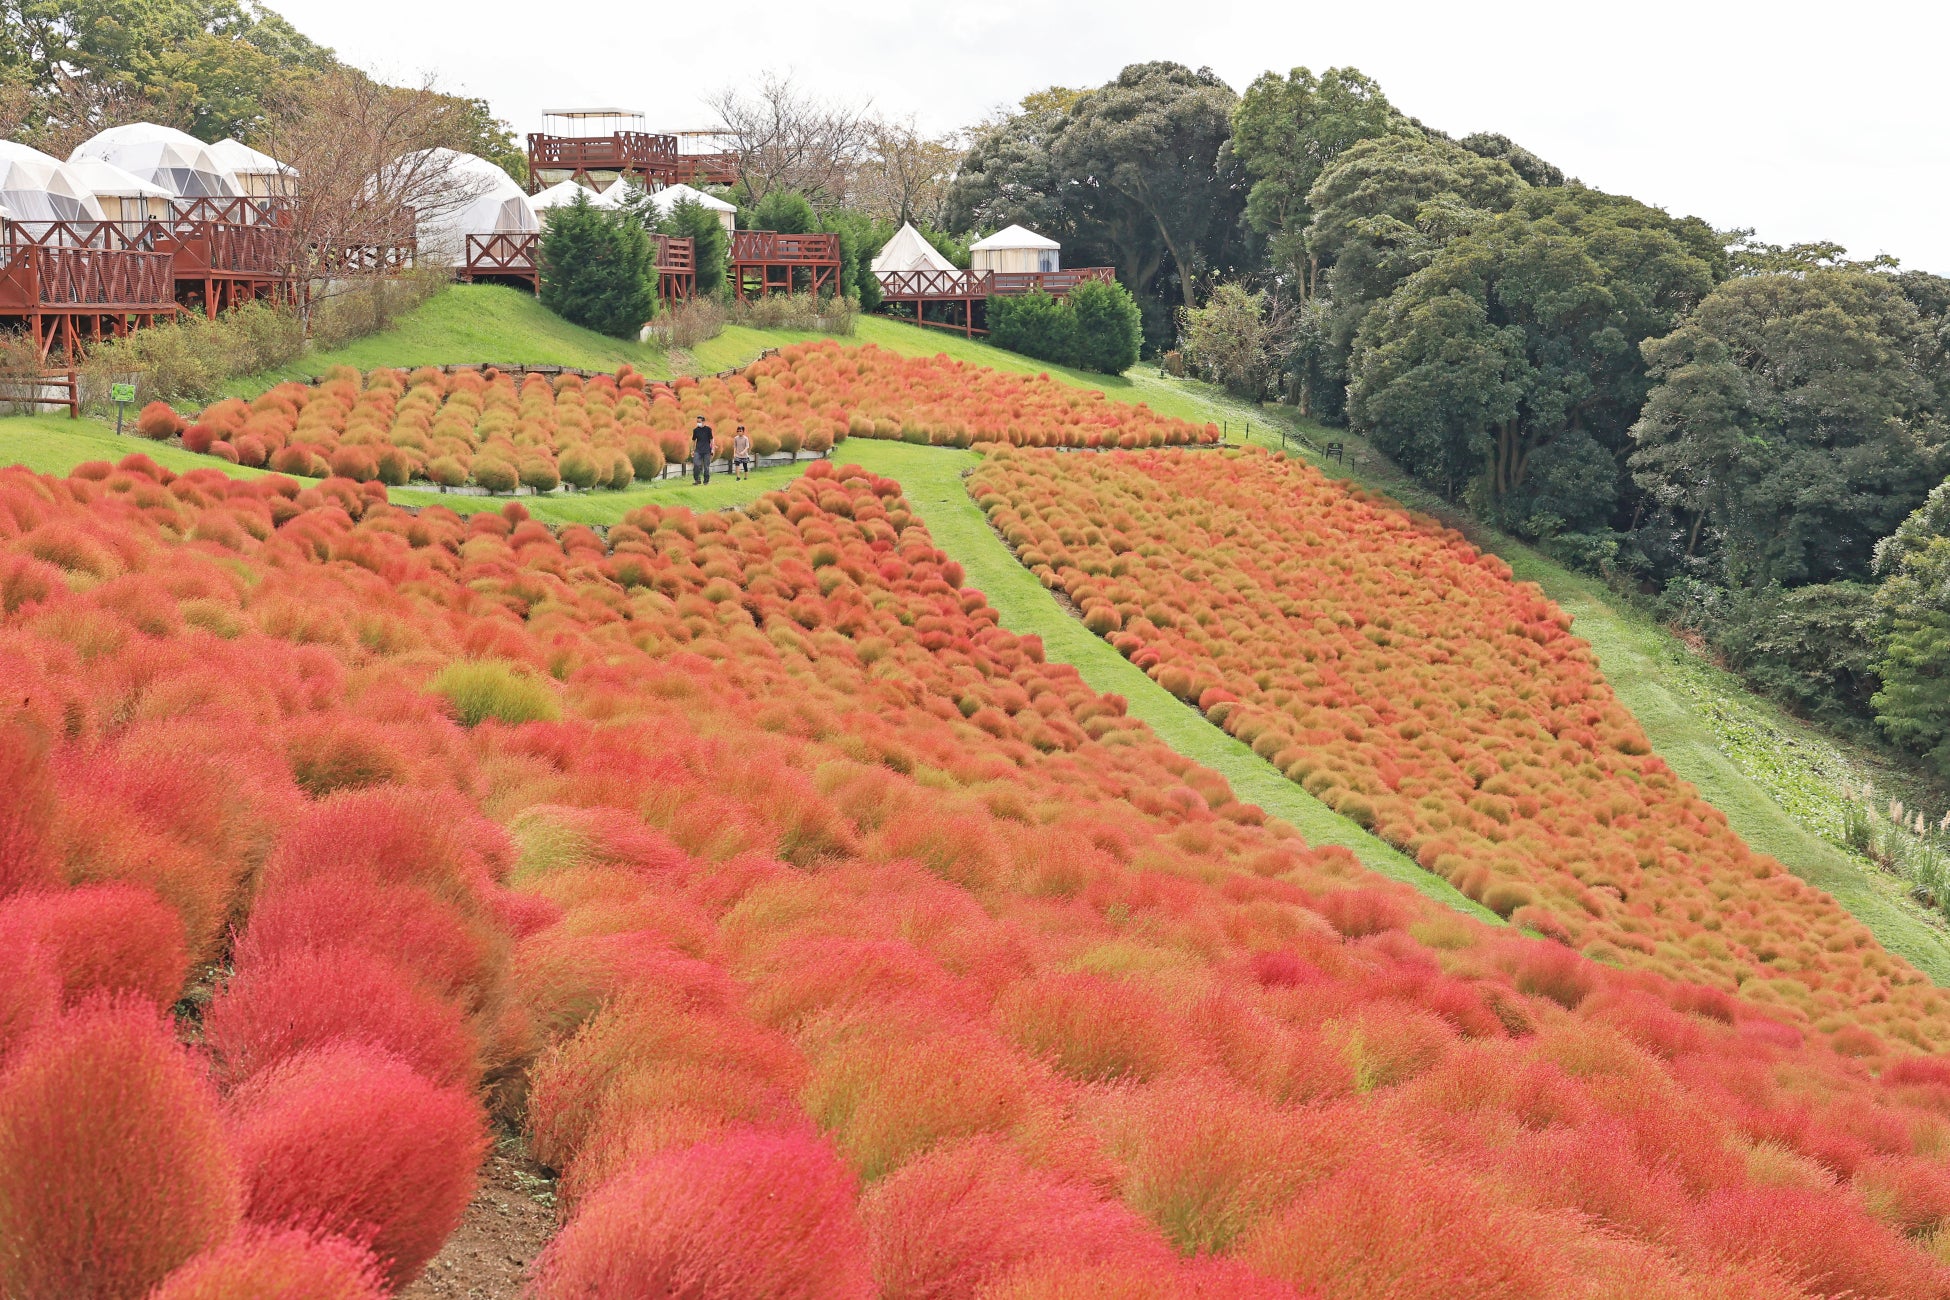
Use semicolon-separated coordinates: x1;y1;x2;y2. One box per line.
654;234;695;303
157;197;298;318
875;266;1117;336
0;219;179;361
731;231;841;300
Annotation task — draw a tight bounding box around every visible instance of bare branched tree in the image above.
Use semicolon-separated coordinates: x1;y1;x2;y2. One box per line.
706;73;872;208
852;116;963;227
255;69;494;306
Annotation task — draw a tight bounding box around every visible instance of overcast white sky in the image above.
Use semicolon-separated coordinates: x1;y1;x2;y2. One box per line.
275;0;1950;274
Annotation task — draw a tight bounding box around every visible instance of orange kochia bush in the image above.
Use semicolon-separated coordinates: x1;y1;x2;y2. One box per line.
8;452;1950;1296
972;444;1950;1058
187;342;1217;494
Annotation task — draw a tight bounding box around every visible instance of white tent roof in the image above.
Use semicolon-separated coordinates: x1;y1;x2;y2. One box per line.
64;157;173;201
970;223;1060;252
643;181;735;216
872;222;955;275
0;141;108;223
207;138;292;178
70;123;242;199
392;148;537;267
531;178;600;212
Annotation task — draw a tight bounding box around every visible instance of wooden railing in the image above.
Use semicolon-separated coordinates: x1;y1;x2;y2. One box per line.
169;196;292;227
528;132;678;178
991;266;1116;295
465;232;538;276
877;268;994;299
320;242;417;275
676;151;739;185
161;218;293;278
653;234;695;273
0;368;78;418
2;220;155;250
0;222;178;308
731;231;841;265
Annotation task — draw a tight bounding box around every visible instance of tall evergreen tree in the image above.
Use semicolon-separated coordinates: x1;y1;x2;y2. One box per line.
539;195;656;339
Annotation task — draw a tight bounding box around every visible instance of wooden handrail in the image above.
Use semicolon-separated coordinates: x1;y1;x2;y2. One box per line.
730;230;840;265
465;232;538;274
528;132;678;173
876;268;994;299
653;234;695;273
990;267;1116;295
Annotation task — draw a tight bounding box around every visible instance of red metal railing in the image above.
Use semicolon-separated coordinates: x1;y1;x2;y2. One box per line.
528;132;678;180
465;232;538;277
731;231;841;266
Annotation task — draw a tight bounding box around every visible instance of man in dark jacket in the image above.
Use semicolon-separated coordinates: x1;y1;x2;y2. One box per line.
690;416;714;485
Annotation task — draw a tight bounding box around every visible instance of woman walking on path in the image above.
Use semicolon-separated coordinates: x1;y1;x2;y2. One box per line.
732;426;752;480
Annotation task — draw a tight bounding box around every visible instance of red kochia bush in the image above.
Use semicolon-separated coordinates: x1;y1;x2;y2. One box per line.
0;998;238;1300
136;401;186;440
230;876;501;1005
0;724;59;897
149;1227;386;1300
202;946;478;1086
532;1129;873;1300
226;1045;486;1290
0;883;190;1008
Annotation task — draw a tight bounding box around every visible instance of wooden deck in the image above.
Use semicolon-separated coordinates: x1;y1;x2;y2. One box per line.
874;266;1119;335
654;234;695;303
460;232;540;292
157;197;298;318
676;152;739;186
730;230;841;300
528;132;679;190
0;220;180;361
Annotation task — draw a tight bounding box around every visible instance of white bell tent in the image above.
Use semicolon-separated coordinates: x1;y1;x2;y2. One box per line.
969;224;1061;275
64;158;174;225
391;149;537;267
0;141;109;224
207;139;294;198
871;223;955;280
70;123;242;200
636;181;735;234
530;178;600;216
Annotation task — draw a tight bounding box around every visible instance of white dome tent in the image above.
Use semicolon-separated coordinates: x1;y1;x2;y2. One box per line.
970;224;1061;275
631;181;735;234
206;139;294;198
64;158;173;226
390;149;537;268
0;141;109;224
530;178;617;218
70;123;242;200
872;222;955;280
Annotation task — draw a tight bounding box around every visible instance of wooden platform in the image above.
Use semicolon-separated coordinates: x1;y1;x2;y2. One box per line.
0;220;180;361
654;234;695;303
731;230;841;300
158;197;298;318
528;132;679;190
875;266;1118;335
460;232;540;293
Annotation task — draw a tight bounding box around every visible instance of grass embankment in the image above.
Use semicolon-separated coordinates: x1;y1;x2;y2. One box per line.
0;412;274;479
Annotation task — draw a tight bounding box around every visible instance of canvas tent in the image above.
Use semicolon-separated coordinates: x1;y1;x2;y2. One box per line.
636;182;735;234
970;224;1060;275
64;158;173;225
391;149;537;267
207;139;294;198
71;123;242;200
872;223;955;279
0;141;109;224
530;178;600;216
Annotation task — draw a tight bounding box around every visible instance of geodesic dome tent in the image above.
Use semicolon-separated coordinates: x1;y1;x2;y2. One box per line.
970;224;1060;275
63;157;173;225
0;141;108;224
70;123;242;200
390;149;537;267
207;139;294;198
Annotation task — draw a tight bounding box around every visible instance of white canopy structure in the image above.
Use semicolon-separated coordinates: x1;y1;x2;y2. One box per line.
70;123;242;200
0;141;109;224
638;181;735;234
530;178;600;216
207;139;293;198
392;149;537;267
872;223;955;277
64;158;173;224
970;224;1061;275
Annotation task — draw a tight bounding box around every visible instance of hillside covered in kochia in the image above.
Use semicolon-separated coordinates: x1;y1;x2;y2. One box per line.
10;452;1950;1297
973;446;1948;1055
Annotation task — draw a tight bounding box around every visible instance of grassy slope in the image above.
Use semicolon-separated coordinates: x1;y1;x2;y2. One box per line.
0;413;272;479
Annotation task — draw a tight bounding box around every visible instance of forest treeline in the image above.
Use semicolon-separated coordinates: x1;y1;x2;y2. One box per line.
949;61;1950;778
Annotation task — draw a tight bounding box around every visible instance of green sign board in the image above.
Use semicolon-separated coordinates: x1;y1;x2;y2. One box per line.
110;383;136;405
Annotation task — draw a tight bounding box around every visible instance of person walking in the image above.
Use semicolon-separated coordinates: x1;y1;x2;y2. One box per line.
732;426;752;481
690;415;714;485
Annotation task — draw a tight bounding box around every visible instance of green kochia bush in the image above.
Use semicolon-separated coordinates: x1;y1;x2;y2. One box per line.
430;660;561;727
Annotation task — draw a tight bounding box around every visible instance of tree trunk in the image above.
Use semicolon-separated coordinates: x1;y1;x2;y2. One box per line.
1687;510;1704;556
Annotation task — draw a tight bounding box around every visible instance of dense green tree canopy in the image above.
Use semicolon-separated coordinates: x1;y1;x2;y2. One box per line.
1456;132;1566;188
1229;65;1401;291
1872;480;1950;770
1349;186;1723;536
540;195;657;340
1630;270;1948;586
